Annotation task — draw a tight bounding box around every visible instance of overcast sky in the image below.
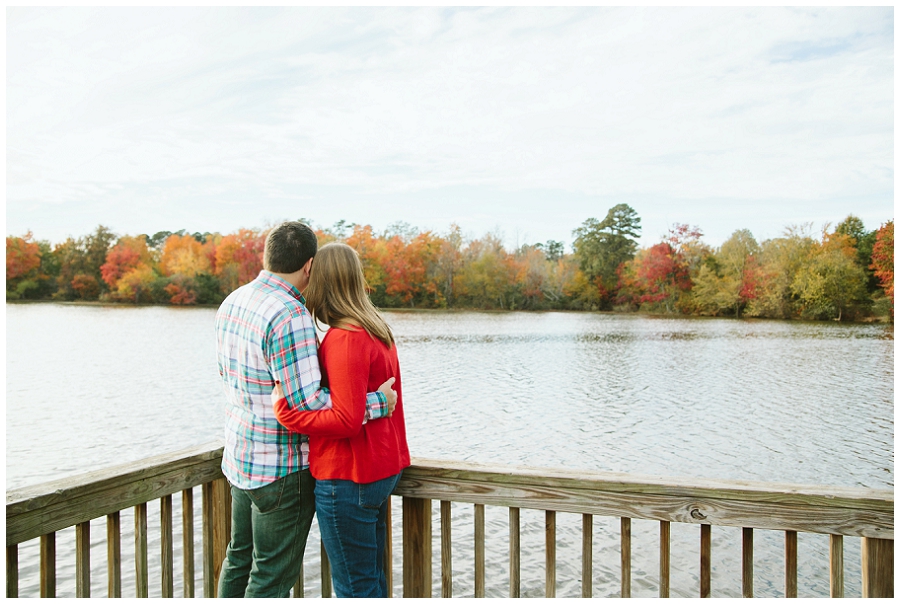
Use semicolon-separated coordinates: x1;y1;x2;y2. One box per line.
5;6;894;251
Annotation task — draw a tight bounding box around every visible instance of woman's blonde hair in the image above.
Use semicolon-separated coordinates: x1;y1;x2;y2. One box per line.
305;242;394;348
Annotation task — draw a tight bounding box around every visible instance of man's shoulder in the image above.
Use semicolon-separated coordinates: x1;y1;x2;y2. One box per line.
218;279;309;327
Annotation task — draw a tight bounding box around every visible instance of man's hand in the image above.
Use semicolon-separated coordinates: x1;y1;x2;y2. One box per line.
378;377;398;417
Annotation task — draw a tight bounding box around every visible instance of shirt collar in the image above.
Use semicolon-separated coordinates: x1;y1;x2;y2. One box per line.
257;270;306;304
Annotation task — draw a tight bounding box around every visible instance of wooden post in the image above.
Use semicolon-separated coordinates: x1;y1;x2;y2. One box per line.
862;537;894;598
7;544;18;598
475;504;485;598
660;520;670;598
402;497;432;598
742;527;753;598
76;520;91;597
182;489;195;598
108;512;122;598
546;510;556;598
621;517;631;598
161;495;174;598
582;514;593;598
293;561;304;598
830;534;843;598
212;478;231;591
135;503;148;598
700;524;711;598
385;497;393;598
784;530;797;598
202;481;215;597
441;500;452;598
40;532;55;598
509;507;520;598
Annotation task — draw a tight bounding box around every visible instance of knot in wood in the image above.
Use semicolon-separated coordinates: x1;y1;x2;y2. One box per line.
690;508;707;520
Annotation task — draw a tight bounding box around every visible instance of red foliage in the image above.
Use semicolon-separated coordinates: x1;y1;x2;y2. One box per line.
871;221;894;314
71;274;100;300
165;281;198;305
6;232;41;281
101;245;141;288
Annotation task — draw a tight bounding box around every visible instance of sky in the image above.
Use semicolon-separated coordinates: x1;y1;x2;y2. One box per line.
5;5;895;252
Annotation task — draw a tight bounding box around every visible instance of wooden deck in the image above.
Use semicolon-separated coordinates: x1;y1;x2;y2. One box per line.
6;442;894;597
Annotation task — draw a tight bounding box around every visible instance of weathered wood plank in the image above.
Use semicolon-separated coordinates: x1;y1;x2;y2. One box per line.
135;503;148;598
7;543;18;598
784;530;797;598
621;517;631;598
212;478;230;592
546;510;556;598
660;520;670;598
393;463;892;539
161;495;174;598
107;511;121;598
40;532;55;598
76;520;90;597
202;481;215;598
402;497;431;598
862;537;894;598
475;503;485;598
385;497;393;598
441;500;452;598
582;514;592;598
700;524;711;598
742;527;753;598
7;443;225;545
830;534;843;598
321;541;332;599
182;489;194;598
293;561;304;598
509;507;520;598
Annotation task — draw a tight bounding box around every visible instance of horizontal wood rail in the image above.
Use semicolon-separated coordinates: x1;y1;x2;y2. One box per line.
6;444;894;597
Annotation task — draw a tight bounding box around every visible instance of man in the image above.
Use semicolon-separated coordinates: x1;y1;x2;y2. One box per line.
215;221;397;597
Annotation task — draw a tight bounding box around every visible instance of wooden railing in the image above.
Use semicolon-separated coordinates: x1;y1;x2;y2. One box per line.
6;443;894;598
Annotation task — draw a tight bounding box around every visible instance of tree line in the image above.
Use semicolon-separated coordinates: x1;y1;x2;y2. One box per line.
6;204;894;322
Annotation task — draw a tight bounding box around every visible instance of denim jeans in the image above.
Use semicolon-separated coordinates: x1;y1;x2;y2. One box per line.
315;472;402;598
218;469;315;598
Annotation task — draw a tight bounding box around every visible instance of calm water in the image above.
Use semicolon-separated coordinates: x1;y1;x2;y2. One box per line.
6;303;894;597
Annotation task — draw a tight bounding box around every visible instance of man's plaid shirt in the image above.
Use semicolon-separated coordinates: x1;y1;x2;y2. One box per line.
215;270;388;490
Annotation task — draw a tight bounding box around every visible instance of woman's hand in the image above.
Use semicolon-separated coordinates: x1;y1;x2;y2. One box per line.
272;381;285;405
378;377;397;417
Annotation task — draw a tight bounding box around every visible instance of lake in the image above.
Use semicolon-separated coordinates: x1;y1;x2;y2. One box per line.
5;303;894;597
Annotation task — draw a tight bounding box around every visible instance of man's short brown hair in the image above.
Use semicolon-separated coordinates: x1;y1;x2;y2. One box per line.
263;221;318;273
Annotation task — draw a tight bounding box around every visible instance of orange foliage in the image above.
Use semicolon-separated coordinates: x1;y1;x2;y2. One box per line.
101;236;152;288
215;229;267;292
115;264;157;303
6;232;41;281
160;234;210;278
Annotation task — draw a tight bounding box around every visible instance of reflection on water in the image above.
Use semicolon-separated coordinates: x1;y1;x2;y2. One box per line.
6;305;894;597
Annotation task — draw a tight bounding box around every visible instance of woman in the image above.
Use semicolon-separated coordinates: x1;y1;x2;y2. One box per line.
272;242;409;598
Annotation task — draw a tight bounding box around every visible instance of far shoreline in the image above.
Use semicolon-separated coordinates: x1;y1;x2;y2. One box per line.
6;298;893;325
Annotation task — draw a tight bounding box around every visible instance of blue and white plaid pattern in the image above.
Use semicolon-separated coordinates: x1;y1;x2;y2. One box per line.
215;270;387;490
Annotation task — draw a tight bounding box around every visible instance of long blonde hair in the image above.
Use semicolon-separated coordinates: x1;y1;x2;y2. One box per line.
305;243;394;348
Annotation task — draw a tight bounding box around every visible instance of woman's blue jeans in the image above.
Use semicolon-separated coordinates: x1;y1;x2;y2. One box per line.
315;472;402;598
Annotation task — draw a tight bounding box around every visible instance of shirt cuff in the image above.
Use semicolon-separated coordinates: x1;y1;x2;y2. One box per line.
364;390;389;422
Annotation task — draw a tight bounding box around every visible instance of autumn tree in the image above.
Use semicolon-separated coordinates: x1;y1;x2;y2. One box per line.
743;225;817;319
691;229;760;317
159;233;211;277
52;225;116;300
6;232;43;299
101;236;152;289
870;220;893;319
573;204;641;307
618;242;691;313
215;228;266;294
791;231;868;321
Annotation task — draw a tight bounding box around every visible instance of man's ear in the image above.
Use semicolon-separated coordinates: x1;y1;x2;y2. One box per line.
303;257;314;277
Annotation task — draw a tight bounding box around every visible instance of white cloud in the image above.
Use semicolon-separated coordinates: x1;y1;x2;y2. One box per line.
6;6;893;247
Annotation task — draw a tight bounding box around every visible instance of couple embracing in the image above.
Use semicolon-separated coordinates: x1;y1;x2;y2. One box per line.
214;221;410;598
